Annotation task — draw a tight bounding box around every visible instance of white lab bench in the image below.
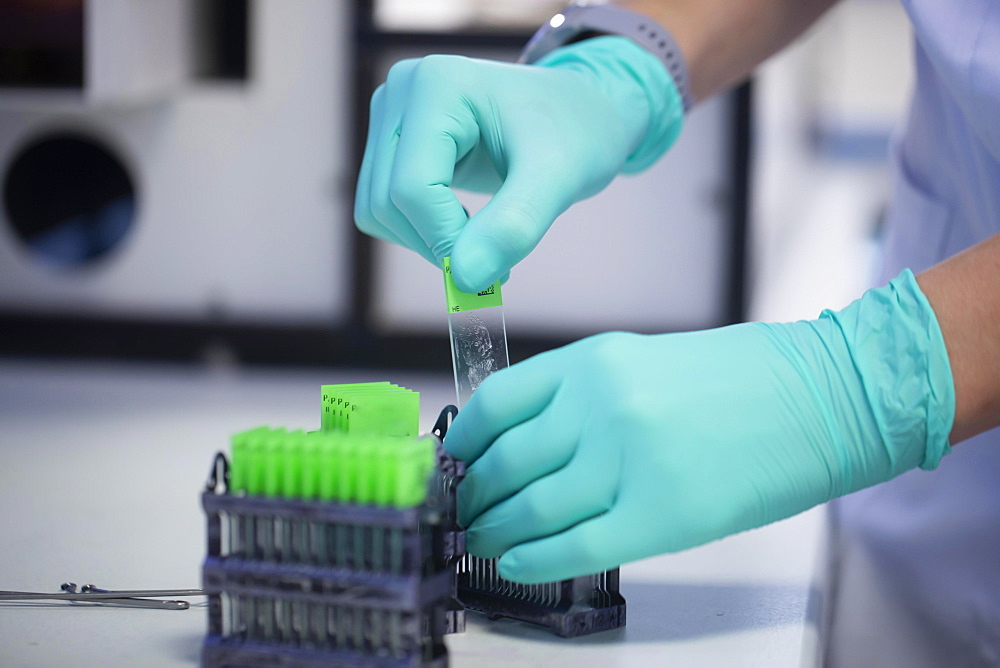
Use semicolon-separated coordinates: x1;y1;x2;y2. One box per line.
0;358;824;667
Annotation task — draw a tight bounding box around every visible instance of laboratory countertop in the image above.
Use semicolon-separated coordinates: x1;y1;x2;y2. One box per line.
0;358;824;667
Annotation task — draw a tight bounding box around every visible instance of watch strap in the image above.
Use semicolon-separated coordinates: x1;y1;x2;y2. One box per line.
520;3;693;111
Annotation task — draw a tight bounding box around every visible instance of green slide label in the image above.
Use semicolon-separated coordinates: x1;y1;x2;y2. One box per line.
443;257;503;313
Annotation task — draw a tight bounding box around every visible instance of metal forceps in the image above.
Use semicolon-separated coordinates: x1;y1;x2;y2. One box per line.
0;582;205;610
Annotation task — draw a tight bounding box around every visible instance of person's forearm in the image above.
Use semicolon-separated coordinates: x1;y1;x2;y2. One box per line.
615;0;841;102
916;234;1000;444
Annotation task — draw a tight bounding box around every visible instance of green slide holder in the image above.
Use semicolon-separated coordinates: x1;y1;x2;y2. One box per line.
335;386;397;433
325;384;400;432
443;256;503;313
345;389;420;437
322;382;393;431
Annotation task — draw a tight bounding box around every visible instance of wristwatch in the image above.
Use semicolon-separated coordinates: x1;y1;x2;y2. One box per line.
520;2;693;111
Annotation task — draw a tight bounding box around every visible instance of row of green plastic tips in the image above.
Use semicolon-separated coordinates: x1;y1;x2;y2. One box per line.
229;428;436;508
321;382;419;437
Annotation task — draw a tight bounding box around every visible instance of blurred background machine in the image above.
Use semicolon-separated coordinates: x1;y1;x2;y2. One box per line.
0;0;749;370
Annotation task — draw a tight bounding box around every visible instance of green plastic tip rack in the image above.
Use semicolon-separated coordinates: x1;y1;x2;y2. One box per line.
229;428;436;508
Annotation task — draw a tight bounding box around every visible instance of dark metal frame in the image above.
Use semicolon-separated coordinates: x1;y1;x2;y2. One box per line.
200;404;626;666
200;448;458;667
0;1;750;369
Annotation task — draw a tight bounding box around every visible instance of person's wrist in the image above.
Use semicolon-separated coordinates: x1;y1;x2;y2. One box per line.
822;269;955;486
753;269;954;502
534;35;684;173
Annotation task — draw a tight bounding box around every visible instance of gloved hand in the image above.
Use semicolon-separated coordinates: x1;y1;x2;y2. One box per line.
354;36;684;293
444;270;955;583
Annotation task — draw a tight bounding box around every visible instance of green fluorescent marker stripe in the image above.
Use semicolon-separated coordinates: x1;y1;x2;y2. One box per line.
301;437;321;499
443;256;503;312
356;436;376;504
376;437;391;506
229;429;249;493
282;431;305;499
317;434;338;501
231;426;270;493
245;429;269;496
342;434;360;502
263;436;284;498
398;437;435;507
395;440;416;507
335;435;352;502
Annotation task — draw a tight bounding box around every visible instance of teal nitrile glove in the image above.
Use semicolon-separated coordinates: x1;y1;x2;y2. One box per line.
443;270;955;583
354;36;684;293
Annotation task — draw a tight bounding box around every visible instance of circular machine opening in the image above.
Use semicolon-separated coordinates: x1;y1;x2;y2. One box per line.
3;132;137;268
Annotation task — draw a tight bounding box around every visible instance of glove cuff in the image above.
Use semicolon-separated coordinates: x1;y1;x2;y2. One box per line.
535;36;684;174
825;268;955;477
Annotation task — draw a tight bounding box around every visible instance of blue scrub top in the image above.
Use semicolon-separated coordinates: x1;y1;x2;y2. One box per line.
828;1;1000;664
